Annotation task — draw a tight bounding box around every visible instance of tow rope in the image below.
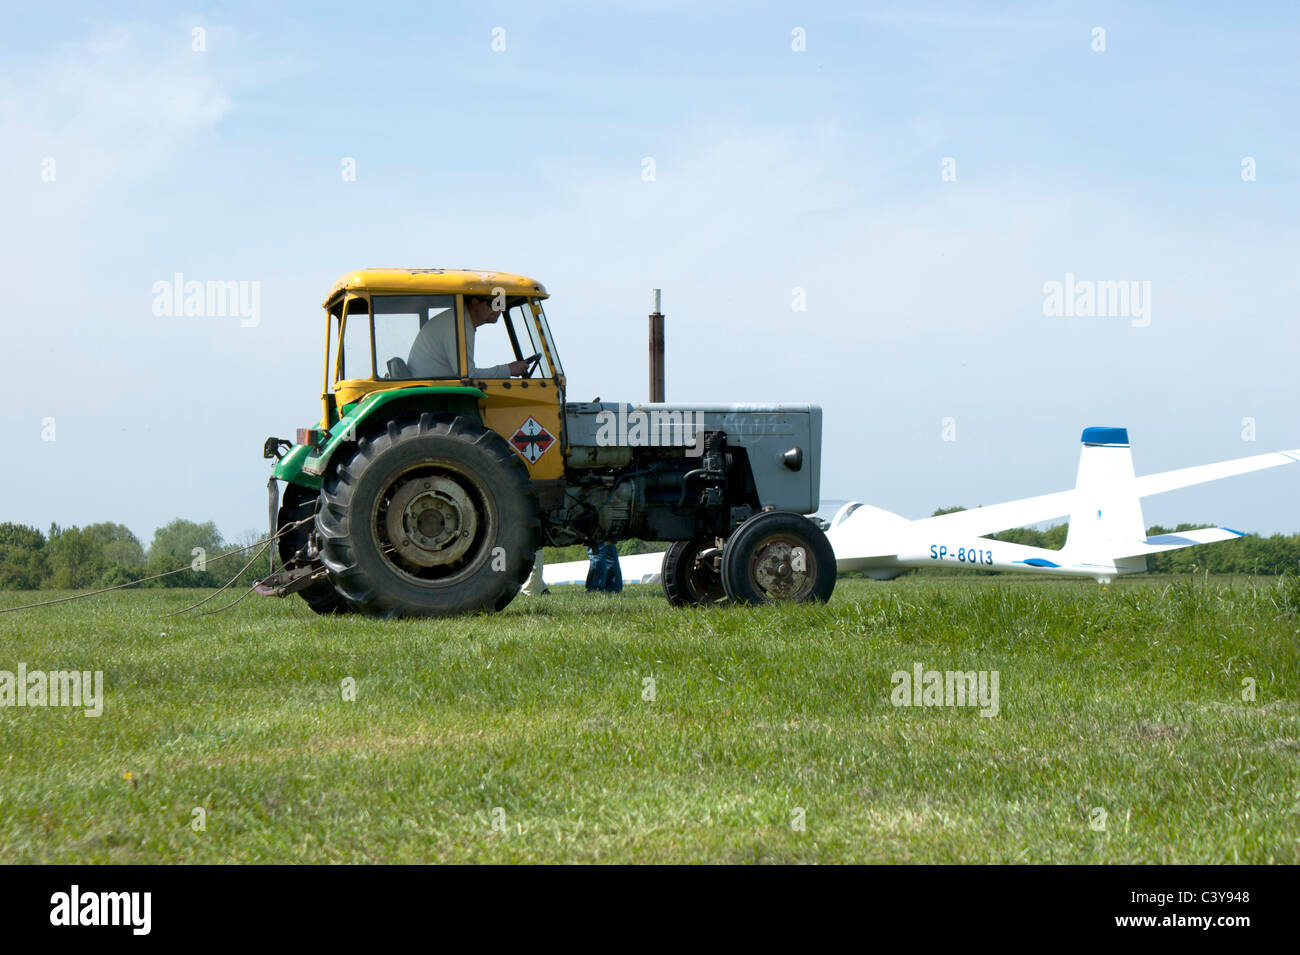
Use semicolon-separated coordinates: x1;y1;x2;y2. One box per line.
0;517;311;617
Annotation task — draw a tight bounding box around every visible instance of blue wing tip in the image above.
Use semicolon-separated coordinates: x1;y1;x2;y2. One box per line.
1081;426;1130;446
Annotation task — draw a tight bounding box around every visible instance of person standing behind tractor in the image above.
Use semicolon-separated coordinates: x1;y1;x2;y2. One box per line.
585;542;623;593
407;295;531;379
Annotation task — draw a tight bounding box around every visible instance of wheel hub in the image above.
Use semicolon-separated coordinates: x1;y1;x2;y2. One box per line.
751;539;809;599
385;476;478;567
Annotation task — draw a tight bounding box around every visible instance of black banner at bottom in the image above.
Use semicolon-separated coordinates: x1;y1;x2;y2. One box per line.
0;864;1284;942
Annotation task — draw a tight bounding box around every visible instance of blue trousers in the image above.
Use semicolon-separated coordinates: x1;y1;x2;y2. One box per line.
585;542;623;592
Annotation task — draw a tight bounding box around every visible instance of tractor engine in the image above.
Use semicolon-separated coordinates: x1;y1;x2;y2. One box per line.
550;402;823;547
554;431;748;544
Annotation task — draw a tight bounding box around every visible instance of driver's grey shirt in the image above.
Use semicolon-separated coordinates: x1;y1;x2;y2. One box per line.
407;311;511;379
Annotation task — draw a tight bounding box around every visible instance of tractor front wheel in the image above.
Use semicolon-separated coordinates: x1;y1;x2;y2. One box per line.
316;414;539;617
720;511;836;605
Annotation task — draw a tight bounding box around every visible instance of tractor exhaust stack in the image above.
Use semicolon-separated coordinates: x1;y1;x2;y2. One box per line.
649;288;664;402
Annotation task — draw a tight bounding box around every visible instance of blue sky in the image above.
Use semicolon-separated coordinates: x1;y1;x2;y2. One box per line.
2;0;1298;544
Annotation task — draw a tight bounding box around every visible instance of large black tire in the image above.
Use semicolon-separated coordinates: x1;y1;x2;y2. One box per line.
661;538;726;607
316;413;539;618
720;511;836;605
277;482;348;615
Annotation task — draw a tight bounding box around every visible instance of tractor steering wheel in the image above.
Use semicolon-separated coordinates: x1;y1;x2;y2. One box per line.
523;353;542;376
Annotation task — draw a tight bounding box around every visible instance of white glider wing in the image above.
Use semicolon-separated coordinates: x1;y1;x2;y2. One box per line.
909;489;1078;540
912;441;1299;540
1132;449;1300;497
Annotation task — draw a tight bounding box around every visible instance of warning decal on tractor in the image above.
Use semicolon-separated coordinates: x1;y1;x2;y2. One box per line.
509;417;555;464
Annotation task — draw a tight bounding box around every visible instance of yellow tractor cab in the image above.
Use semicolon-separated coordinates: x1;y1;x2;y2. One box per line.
320;268;566;483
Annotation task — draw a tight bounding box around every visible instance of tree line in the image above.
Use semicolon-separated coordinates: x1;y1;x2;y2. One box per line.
0;520;266;591
1;513;1298;592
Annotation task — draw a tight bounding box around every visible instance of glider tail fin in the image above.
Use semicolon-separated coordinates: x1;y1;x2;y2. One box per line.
1064;427;1147;561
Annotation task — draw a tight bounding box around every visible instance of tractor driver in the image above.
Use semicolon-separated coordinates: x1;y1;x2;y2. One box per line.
406;295;531;379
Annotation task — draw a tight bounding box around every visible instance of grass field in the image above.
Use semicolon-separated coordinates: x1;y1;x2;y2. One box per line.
1;575;1297;863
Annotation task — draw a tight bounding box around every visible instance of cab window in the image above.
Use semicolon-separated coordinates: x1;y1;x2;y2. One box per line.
374;294;457;379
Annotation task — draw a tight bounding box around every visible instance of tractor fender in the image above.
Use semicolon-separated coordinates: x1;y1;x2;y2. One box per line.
273;385;486;488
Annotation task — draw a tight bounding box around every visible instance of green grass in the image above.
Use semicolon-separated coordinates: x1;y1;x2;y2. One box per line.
1;575;1297;863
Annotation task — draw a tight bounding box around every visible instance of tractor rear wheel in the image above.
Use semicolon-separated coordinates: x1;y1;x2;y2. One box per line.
277;483;348;615
720;511;836;605
661;538;726;606
317;413;539;617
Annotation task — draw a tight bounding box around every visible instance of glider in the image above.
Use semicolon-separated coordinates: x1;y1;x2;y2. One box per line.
827;427;1299;583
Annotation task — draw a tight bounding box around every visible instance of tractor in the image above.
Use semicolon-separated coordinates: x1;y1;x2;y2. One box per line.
258;268;835;616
